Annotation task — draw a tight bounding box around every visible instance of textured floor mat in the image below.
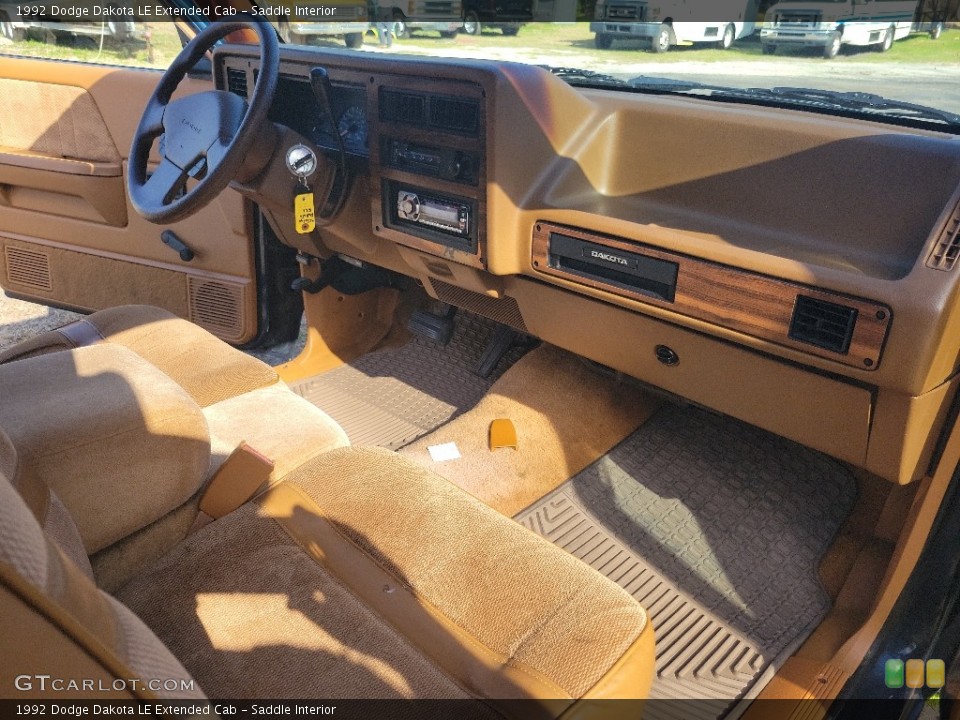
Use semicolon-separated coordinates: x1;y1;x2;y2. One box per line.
291;312;527;449
515;403;857;714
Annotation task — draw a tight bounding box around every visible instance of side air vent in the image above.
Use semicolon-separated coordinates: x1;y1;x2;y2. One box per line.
188;277;244;342
380;89;427;125
429;96;479;135
789;295;858;354
926;204;960;271
226;68;248;98
5;246;52;291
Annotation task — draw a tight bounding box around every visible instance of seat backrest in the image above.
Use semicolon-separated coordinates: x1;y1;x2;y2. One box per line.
0;427;205;702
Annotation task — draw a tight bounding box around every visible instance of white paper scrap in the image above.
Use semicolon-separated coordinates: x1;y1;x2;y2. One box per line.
427;442;461;462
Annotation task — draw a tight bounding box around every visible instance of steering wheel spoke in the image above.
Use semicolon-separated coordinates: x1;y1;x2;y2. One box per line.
140;98;166;138
205;138;231;177
145;158;189;206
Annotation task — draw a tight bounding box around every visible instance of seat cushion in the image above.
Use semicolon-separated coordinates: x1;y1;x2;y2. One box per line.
0;344;210;554
117;447;655;711
203;384;349;485
0;305;279;407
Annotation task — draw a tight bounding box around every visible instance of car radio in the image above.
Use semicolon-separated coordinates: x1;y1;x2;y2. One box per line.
396;190;470;237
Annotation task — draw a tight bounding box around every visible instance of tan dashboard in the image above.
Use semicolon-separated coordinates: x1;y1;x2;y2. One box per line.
216;44;960;485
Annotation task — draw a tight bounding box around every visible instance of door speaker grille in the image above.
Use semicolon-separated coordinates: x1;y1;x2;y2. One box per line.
5;246;52;291
187;277;244;342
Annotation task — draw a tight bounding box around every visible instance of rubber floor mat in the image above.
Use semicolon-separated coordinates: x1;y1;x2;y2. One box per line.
291;312;528;449
515;403;857;716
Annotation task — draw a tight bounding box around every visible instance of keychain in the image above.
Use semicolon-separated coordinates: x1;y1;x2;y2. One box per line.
294;177;316;235
285;144;318;235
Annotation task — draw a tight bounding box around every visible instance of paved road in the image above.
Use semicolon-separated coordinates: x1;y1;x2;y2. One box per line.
369;42;960;117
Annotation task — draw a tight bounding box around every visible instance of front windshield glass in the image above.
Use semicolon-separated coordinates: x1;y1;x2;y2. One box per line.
0;0;955;129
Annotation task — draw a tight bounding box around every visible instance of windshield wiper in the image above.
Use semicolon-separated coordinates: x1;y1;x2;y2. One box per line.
625;79;960;130
541;66;632;89
750;87;960;128
550;65;960;131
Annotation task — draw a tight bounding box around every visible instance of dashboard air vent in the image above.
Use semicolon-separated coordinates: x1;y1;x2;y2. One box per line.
926;204;960;271
429;96;479;135
789;295;858;355
226;68;248;99
380;90;427;125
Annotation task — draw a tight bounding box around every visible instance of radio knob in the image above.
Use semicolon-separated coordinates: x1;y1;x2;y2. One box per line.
399;194;420;220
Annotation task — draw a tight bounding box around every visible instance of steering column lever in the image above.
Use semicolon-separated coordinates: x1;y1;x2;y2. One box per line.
309;67;350;225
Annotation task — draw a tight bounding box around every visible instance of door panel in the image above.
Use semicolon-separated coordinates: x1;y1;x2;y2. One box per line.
0;58;259;344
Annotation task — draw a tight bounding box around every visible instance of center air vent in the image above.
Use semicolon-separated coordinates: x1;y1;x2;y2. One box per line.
226;68;248;99
789;295;858;354
429;96;479;134
380;89;480;135
380;89;427;125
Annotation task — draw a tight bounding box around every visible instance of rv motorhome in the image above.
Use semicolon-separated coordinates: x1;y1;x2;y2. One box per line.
591;0;759;51
761;0;927;58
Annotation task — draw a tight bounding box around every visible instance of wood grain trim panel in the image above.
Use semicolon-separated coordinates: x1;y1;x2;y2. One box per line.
368;75;488;270
532;221;891;370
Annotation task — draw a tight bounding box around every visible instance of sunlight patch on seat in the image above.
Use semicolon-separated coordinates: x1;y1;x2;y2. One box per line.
195;592;416;696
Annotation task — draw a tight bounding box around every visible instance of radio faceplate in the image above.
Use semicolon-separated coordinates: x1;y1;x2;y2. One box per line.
382;138;478;185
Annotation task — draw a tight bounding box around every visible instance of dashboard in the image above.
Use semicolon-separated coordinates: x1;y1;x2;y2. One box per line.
215;45;960;487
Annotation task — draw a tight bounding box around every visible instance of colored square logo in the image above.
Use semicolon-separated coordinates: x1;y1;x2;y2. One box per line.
927;659;946;689
906;659;925;688
885;659;904;688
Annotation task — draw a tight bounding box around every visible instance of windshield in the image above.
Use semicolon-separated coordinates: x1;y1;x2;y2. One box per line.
0;0;955;130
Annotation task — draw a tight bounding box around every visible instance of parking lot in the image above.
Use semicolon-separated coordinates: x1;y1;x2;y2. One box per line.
376;24;960;114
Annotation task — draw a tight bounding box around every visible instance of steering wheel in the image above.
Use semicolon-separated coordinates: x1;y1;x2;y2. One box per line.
128;18;279;224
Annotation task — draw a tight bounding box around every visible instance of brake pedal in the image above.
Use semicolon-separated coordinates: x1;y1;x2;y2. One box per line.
408;307;456;345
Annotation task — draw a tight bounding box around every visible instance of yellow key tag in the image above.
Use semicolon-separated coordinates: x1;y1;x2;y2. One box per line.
295;191;315;234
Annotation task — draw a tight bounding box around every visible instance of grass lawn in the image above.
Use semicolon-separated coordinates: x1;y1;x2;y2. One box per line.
395;23;960;65
0;22;183;68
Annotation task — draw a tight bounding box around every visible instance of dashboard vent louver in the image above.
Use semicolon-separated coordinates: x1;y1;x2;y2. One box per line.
226;68;248;99
789;295;857;355
380;90;427;125
926;204;960;271
429;96;479;135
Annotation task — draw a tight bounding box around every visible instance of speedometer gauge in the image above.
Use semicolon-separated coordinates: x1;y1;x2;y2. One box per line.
337;105;368;152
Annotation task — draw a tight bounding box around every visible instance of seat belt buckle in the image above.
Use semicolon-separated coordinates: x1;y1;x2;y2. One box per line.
193;442;275;530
